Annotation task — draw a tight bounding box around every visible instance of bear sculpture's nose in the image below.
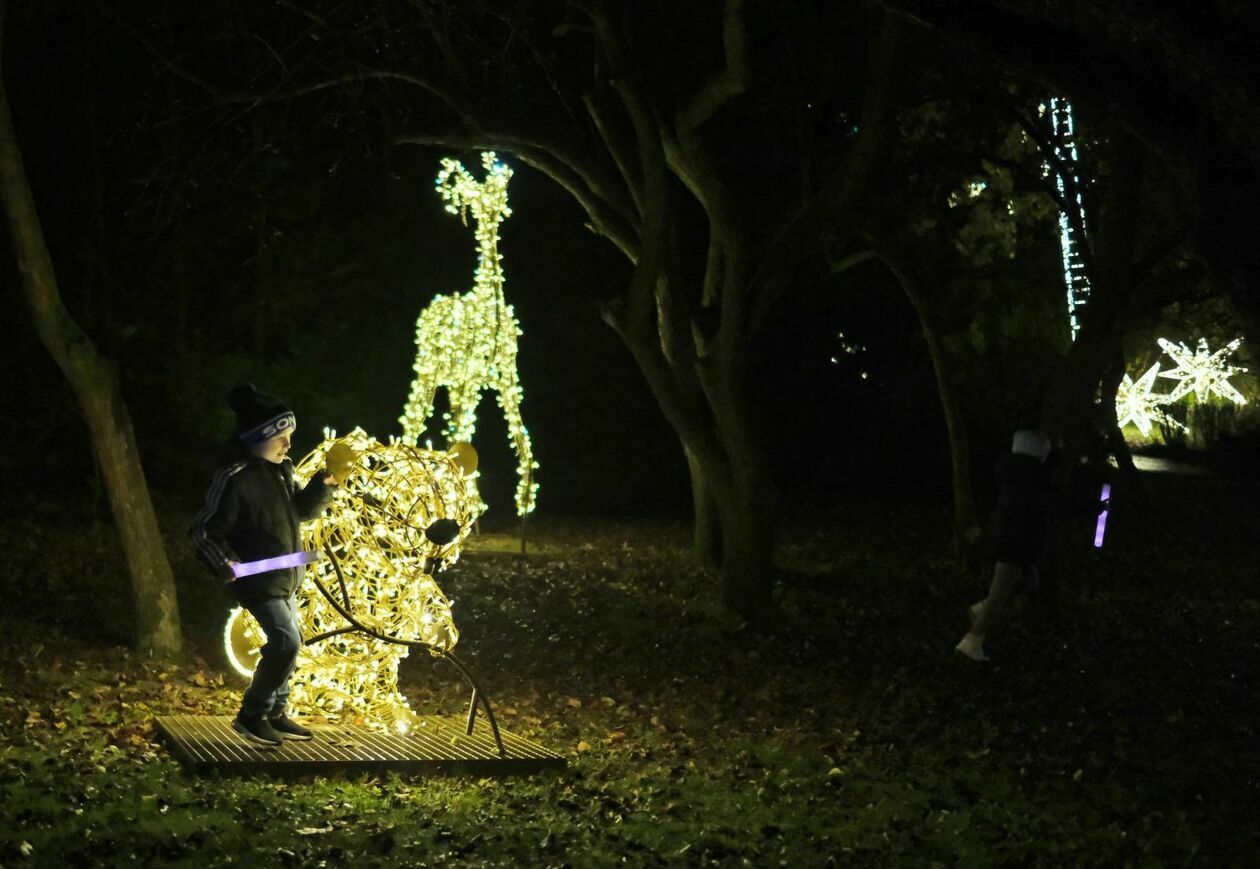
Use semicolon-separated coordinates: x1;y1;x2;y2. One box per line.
425;518;461;547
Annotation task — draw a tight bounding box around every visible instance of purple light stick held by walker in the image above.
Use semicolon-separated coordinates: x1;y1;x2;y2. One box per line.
1093;483;1111;548
231;550;321;578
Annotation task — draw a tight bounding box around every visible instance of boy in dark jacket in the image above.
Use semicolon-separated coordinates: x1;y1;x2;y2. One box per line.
190;384;336;746
956;429;1052;662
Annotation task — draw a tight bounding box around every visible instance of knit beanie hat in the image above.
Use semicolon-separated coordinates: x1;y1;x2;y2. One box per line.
1011;429;1051;463
228;384;295;446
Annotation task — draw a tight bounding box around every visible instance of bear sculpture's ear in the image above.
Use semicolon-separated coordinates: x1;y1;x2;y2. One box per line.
447;442;478;475
425;518;461;546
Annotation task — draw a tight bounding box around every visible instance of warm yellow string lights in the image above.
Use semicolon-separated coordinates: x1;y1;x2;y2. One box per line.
399;152;539;516
223;429;479;732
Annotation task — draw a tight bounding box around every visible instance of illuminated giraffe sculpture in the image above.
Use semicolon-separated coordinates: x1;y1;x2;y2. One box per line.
399;152;538;516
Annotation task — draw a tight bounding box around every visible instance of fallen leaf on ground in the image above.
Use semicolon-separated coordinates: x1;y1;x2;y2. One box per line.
297;824;333;836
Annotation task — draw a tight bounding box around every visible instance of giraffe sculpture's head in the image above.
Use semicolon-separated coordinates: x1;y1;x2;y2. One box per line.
436;151;513;235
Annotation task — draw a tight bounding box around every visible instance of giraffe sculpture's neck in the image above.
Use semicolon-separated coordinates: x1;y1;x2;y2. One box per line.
470;218;507;303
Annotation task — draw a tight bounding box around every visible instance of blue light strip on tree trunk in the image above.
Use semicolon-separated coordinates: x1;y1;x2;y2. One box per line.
1046;98;1092;341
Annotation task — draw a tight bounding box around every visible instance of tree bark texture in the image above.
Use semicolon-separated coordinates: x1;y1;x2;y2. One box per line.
684;445;722;570
0;18;183;657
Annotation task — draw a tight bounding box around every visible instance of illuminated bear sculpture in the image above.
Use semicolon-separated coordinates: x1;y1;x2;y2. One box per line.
224;428;482;733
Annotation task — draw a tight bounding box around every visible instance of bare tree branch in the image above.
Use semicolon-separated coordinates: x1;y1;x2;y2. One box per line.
663;0;752;360
583;90;643;216
108;7;477;123
577;1;673;339
830;248;878;275
676;0;749;134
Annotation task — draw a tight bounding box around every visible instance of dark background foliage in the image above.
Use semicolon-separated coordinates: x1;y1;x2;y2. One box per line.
0;0;1010;521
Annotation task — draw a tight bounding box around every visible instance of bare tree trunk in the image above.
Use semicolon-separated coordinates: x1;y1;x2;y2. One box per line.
613;298;775;621
0;16;183;657
1042;130;1144;464
684;445;722;569
924;323;979;549
704;354;776;620
677;425;775;621
713;452;775;620
1101;349;1140;494
80;13;114;525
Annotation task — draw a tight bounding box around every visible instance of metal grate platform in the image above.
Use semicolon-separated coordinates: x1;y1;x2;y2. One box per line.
156;715;565;777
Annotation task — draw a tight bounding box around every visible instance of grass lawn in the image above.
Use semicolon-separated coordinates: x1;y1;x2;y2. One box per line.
1;469;1257;866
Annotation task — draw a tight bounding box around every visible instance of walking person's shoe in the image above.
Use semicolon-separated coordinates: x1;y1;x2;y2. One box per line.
968;601;984;626
268;712;313;741
232;713;283;747
955;633;989;662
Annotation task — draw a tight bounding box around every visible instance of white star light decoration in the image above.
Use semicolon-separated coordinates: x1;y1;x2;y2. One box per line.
1156;337;1248;405
1115;337;1248;437
1114;363;1166;437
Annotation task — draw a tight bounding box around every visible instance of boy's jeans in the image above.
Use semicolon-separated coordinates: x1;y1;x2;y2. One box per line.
240;593;301;718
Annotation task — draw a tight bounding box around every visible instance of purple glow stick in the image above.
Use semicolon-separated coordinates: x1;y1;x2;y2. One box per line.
231;550;321;578
1093;483;1111;548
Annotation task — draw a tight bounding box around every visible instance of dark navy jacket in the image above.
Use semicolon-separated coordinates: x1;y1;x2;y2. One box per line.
989;453;1052;568
190;455;331;603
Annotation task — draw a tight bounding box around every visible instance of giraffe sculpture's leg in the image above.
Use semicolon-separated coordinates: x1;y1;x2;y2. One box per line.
444;378;483;446
495;367;537;515
445;378;487;514
401;303;459;445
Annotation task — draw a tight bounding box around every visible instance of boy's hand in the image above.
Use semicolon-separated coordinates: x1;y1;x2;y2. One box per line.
322;472;338;486
220;561;239;584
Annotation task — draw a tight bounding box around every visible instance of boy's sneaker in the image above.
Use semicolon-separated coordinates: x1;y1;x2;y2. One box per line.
268;713;313;740
968;602;984;626
955;633;989;662
232;714;282;747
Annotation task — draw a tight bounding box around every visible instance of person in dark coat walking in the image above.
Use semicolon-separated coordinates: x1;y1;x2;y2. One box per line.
190;384;336;746
956;429;1053;662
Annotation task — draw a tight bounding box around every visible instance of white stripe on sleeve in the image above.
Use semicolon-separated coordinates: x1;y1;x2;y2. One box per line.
190;462;246;566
